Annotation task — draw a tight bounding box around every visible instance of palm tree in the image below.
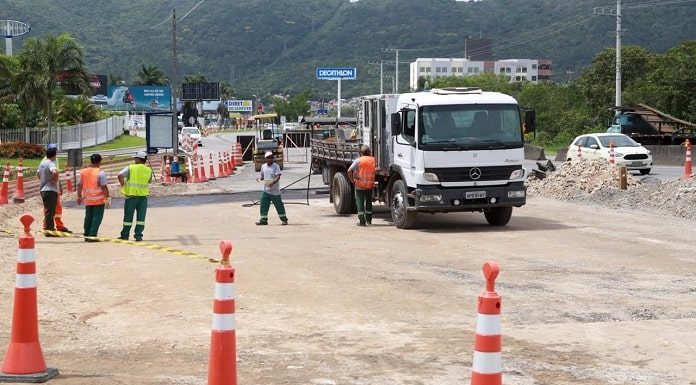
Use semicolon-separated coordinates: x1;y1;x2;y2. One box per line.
184;73;208;83
16;33;90;129
56;96;101;125
134;64;168;85
0;55;20;103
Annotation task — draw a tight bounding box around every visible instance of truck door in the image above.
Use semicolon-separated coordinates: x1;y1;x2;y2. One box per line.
393;109;417;181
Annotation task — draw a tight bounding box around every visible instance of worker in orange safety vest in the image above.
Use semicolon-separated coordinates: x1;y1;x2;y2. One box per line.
347;145;377;227
77;154;110;242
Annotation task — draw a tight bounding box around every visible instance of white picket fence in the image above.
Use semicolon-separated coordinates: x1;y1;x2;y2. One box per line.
0;116;126;150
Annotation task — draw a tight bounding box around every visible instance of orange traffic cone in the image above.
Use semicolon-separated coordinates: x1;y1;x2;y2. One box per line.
65;168;74;193
208;240;237;385
191;154;201;184
208;153;217;180
0;214;59;382
162;157;172;185
0;162;9;205
609;140;615;164
470;262;502;385
234;143;243;166
12;159;25;204
199;154;208;182
226;152;234;176
682;139;693;180
217;153;227;178
227;150;235;172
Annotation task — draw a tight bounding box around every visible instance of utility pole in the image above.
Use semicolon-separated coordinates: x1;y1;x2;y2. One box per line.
594;0;623;111
171;8;179;154
384;48;401;93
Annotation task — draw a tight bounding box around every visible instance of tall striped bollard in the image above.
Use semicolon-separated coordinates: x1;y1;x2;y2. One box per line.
0;162;9;205
471;262;502;385
12;159;25;203
208;240;237;385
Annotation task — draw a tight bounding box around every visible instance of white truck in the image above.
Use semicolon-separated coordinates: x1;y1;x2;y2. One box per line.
311;87;536;229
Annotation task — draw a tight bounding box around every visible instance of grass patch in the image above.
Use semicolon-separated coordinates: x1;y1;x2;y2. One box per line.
83;135;145;151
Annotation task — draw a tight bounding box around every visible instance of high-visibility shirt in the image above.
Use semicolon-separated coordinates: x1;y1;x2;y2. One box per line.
80;167;106;206
120;164;151;196
354;156;376;190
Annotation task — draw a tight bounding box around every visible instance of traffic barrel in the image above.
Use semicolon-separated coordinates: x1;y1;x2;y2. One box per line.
199;154;208;182
0;214;59;382
682;139;693;180
12;159;25;204
207;240;237;385
471;262;502;385
208;153;217;180
65;168;74;193
609;141;615;164
234;143;243;166
0;162;9;205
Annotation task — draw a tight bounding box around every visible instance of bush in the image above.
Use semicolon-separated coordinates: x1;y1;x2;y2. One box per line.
0;141;46;158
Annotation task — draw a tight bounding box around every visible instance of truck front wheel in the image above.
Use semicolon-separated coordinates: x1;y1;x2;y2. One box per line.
332;172;352;214
484;206;513;226
390;180;417;229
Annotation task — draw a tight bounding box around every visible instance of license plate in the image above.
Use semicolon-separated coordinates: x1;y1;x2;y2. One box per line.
629;161;643;167
465;191;486;199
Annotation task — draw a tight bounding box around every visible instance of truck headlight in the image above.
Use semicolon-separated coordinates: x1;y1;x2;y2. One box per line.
509;169;525;179
423;172;439;182
508;190;526;198
419;194;443;202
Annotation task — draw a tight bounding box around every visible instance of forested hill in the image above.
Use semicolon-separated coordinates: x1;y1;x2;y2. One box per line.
1;0;694;97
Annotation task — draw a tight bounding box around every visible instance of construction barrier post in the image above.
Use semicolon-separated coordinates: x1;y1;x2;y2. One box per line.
576;145;581;159
471;262;502;385
0;162;9;205
207;240;237;385
619;166;628;190
0;214;59;382
12;159;25;204
682;139;692;180
609;141;615;164
65;168;74;193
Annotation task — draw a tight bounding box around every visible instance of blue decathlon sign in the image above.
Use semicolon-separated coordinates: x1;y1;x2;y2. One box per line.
316;67;357;80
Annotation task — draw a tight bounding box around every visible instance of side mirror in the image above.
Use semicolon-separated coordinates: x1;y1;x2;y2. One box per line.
390;113;402;136
590;144;599;150
524;109;536;133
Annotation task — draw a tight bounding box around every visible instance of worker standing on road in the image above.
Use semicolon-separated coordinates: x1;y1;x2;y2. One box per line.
39;144;72;233
118;151;153;241
255;151;288;226
348;145;376;227
77;154;110;242
38;146;61;237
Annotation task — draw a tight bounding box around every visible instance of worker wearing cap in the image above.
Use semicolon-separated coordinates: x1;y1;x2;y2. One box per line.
118;151;153;241
39;144;72;234
255;151;288;225
77;154;110;242
348;145;377;226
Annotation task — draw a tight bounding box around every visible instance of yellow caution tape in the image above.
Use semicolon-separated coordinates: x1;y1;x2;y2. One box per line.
1;227;219;263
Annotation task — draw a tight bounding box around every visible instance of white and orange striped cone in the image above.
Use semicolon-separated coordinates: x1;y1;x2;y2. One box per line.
576;145;582;159
191;154;201;184
199;154;209;182
207;240;237;385
228;150;235;172
65;168;74;193
682;139;692;180
609;141;615;164
0;214;59;382
162;157;172;185
0;162;9;205
470;262;502;385
226;152;234;176
217;153;227;178
12;159;25;204
234;143;243;166
208;153;217;180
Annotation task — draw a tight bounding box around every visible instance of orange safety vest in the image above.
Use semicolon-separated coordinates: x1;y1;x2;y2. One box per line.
80;167;106;206
354;156;376;190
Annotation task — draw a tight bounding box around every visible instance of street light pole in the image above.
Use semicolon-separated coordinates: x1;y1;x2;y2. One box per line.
171;8;179;154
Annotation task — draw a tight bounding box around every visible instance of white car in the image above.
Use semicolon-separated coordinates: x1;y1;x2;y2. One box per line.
178;127;202;147
567;133;653;174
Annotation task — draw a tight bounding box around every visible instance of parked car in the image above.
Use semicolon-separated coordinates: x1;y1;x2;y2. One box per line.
567;133;653;174
178;126;202;147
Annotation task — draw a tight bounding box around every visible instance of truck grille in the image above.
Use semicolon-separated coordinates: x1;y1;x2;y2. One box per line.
428;166;521;182
623;154;648;160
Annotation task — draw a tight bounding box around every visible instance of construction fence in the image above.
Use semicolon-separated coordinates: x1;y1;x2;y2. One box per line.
0;116;125;151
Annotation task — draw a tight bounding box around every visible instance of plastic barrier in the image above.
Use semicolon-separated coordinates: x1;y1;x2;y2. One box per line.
207;240;237;385
471;262;502;385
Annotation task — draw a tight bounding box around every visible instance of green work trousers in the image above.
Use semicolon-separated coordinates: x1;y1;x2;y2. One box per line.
258;192;287;224
121;196;148;240
83;204;105;237
355;189;373;224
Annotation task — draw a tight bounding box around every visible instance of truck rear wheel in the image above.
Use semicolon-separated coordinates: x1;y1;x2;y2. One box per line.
484;206;513;226
391;180;417;229
332;172;352;214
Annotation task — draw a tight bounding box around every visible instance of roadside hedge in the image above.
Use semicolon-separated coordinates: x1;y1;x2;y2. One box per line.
0;141;46;158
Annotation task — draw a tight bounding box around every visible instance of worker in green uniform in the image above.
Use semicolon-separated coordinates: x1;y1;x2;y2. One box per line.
118;151;153;241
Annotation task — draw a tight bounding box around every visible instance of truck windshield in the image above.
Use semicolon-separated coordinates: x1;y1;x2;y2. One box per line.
418;104;523;149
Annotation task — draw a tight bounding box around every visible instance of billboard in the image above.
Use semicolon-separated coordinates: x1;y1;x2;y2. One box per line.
106;85;172;112
181;82;220;101
224;100;253;112
316;67;357;80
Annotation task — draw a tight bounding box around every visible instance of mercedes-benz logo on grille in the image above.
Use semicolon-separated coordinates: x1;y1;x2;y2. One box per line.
469;167;482;180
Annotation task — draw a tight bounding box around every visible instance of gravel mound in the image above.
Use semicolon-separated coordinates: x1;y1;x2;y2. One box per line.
528;158;696;220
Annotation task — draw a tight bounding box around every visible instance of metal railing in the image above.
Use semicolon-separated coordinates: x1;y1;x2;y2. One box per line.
0;116;126;150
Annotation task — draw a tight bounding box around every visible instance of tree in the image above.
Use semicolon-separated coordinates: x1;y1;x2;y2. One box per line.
56;96;102;125
430;72;516;95
272;89;312;122
134;64;168;85
220;81;235;99
184;74;208;83
645;40;696;123
0;104;23;130
0;55;20;104
15;33;90;128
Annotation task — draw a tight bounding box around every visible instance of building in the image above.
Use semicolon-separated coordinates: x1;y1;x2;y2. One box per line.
409;58;552;90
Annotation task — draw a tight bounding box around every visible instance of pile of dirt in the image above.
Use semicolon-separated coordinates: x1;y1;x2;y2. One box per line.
528;158;696;220
107;180;231;198
0;197;44;233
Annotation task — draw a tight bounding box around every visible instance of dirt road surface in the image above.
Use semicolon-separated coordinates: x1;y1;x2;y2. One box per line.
0;161;694;385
